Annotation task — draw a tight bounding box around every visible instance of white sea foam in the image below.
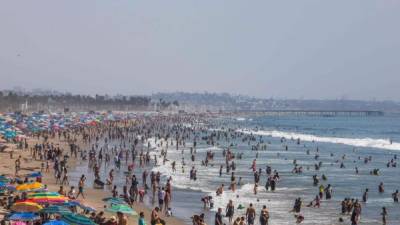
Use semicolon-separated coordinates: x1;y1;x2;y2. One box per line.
239;129;400;151
145;137;351;225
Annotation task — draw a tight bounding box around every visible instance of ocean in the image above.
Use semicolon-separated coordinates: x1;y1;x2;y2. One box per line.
71;114;400;225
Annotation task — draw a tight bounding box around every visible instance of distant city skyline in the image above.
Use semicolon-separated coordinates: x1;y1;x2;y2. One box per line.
1;1;399;100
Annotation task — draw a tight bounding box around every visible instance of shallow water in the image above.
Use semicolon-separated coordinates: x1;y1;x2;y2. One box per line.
71;115;400;225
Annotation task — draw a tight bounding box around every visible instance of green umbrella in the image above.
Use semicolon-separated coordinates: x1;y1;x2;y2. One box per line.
102;197;126;204
28;192;61;198
61;213;97;225
0;175;10;183
40;205;71;214
105;204;137;216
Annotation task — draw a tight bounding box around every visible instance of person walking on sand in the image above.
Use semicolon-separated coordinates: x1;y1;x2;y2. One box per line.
138;212;147;225
76;174;86;199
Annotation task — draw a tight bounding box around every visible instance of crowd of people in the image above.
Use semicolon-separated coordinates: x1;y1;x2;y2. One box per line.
0;112;398;225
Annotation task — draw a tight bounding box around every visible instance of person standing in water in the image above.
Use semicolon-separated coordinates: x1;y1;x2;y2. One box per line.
259;205;269;225
246;203;256;225
215;208;223;225
381;207;387;225
226;200;235;224
392;190;399;202
362;188;368;202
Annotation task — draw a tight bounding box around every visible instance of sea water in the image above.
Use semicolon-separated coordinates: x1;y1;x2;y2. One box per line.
71;114;400;225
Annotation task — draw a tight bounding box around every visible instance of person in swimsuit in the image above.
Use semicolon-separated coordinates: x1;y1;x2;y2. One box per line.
226;200;235;224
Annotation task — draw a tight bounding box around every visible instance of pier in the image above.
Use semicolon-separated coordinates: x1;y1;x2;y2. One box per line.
233;110;384;117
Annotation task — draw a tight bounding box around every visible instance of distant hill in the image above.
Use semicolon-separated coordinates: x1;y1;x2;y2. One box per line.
1;89;399;113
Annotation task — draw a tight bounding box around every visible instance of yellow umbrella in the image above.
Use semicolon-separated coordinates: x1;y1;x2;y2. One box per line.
16;182;43;192
11;201;43;212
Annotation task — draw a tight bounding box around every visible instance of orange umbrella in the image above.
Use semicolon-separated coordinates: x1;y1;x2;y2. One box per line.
16;182;43;192
11;201;43;212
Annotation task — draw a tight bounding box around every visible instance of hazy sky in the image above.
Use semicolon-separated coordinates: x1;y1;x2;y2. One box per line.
1;1;399;100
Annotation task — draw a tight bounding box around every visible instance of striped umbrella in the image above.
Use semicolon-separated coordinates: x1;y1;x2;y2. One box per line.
16;182;43;192
27;192;68;204
39;205;71;214
105;204;137;216
61;213;97;225
11;202;43;212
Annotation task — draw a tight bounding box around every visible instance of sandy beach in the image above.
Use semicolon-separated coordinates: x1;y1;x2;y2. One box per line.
0;133;187;225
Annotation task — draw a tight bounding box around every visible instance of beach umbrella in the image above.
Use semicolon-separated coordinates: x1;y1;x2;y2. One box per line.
75;202;96;212
43;220;69;225
27;192;62;198
6;184;17;191
27;192;68;204
11;201;43;212
0;175;10;183
16;182;43;192
62;201;80;207
61;213;97;225
11;221;27;225
8;212;39;221
25;172;42;178
102;197;126;204
40;205;71;214
105;204;137;216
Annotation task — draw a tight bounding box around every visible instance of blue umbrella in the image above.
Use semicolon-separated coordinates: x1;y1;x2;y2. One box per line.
6;185;16;191
62;201;80;207
102;197;126;204
8;212;40;221
40;205;71;214
77;204;96;212
43;220;69;225
26;172;42;178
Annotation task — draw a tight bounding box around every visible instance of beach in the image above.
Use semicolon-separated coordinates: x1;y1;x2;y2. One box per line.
0;125;187;225
0;112;400;225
